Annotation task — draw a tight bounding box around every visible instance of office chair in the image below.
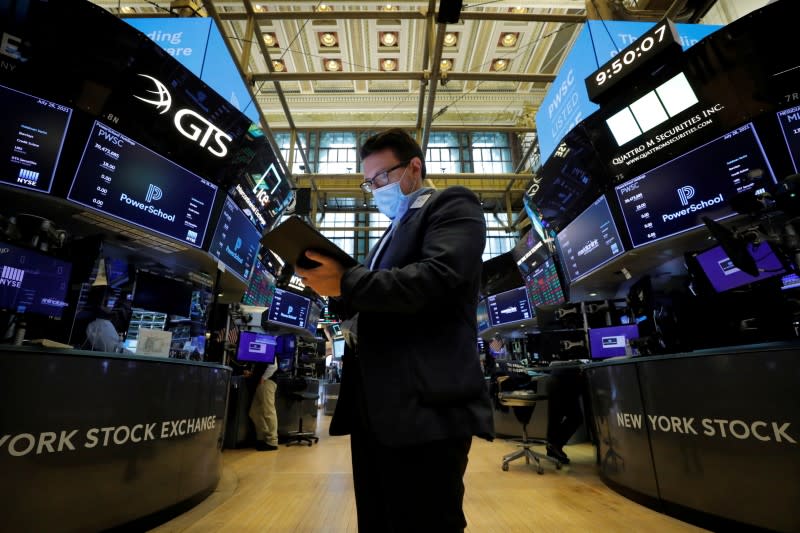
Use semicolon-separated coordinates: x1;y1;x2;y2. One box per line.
497;375;562;474
280;378;320;447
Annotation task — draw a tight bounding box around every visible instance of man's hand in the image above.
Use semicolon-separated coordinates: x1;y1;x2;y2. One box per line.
295;250;347;297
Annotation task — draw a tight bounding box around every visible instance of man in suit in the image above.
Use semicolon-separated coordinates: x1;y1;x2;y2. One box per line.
296;128;494;532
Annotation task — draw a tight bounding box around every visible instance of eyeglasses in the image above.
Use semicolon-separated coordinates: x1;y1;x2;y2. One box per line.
360;160;409;193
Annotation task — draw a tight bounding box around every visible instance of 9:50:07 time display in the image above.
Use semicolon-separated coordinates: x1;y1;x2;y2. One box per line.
585;19;681;103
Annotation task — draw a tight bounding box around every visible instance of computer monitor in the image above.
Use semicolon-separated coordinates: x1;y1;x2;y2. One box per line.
267;287;310;330
481;251;525;296
694;241;788;292
0;242;72;318
242;261;275;307
132;271;194;317
476;299;491;333
236;330;277;363
485;286;533;326
0;83;72;194
208;195;262;283
556;195;624;282
522;256;566;308
332;338;345;359
588;325;639;360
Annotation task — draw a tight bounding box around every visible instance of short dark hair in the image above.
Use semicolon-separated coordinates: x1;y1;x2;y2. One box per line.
360;128;426;179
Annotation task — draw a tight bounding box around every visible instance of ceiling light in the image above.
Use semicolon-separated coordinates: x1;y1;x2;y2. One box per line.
381;58;398;71
440;59;453;72
491;58;509;72
120;6;135;13
500;33;518;47
315;4;333;12
263;33;278;47
509;6;526;14
380;4;398;11
380;32;398;47
253;4;267;12
272;60;286;72
443;32;458;47
325;59;341;71
320;32;338;47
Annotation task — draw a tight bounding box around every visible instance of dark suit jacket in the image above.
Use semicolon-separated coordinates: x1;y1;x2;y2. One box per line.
330;186;495;446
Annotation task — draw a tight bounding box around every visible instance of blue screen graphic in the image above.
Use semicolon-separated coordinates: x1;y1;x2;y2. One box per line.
589;325;639;359
0;83;72;194
209;195;261;282
237;330;277;363
696;242;787;293
477;299;490;332
267;287;310;329
486;286;532;326
557;196;624;282
614;123;775;248
68;122;218;248
0;242;72;317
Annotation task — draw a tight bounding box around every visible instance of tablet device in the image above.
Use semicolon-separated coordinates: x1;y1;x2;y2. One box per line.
261;216;357;269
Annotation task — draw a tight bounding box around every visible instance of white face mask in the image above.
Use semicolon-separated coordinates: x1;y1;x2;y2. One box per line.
372;166;410;220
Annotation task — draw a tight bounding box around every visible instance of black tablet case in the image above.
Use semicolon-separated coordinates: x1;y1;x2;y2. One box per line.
261;216;357;269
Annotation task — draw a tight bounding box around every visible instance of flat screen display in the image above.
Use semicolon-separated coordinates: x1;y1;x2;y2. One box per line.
332;338;345;359
477;299;490;333
0;242;71;317
777;105;800;173
267;287;309;329
524;257;566;308
242;262;275;307
237;330;277;363
512;229;547;271
68;122;218;248
589;325;638;359
1;83;72;194
132;271;193;317
782;273;800;291
486;286;533;326
695;242;788;292
556;195;624;282
614;122;775;248
209;195;261;282
306;302;321;334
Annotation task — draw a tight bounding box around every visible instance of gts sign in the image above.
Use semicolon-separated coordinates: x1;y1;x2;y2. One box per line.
133;74;233;158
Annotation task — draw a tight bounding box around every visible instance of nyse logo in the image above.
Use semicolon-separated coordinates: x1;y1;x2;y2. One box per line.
677;185;695;206
146;184;163;203
0;265;24;288
134;74;233;158
17;168;40;186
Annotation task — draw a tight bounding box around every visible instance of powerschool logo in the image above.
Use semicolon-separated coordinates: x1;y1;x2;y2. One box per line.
134;74;233;158
662;185;724;222
119;184;176;223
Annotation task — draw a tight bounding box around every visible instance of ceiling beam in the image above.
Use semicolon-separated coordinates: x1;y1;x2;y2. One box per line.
251;71;556;82
216;11;586;23
203;0;292;181
421;22;447;152
241;0;314;182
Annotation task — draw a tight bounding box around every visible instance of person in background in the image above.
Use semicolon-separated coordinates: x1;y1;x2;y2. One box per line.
296;128;494;532
545;366;585;464
247;359;279;451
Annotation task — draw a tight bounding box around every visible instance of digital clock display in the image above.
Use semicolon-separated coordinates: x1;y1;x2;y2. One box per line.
585;19;681;103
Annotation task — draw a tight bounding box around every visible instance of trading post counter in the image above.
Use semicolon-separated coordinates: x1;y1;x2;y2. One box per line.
584;342;800;533
0;345;231;532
